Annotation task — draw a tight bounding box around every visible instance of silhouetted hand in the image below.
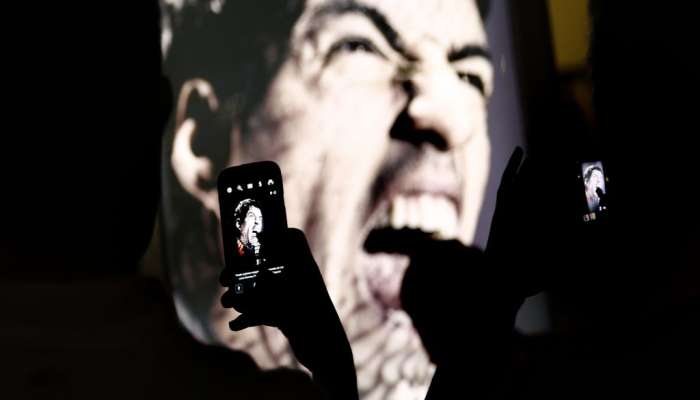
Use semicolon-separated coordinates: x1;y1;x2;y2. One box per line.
365;228;522;399
220;228;358;400
485;146;552;297
486;146;526;258
369;148;550;398
487;147;605;298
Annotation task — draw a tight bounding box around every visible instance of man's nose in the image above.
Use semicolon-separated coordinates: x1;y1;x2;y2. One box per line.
391;66;478;151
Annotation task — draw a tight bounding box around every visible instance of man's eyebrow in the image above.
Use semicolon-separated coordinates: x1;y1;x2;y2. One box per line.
313;1;418;61
448;45;492;63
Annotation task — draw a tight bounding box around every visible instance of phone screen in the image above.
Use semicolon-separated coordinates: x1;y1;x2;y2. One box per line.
218;161;288;294
579;160;608;223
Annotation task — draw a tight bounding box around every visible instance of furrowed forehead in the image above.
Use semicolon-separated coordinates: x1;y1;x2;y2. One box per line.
301;0;487;51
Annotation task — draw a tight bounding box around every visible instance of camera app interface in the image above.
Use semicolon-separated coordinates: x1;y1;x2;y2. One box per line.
220;172;286;293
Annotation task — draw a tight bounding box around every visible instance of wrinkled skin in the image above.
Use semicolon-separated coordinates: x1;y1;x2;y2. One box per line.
169;1;493;398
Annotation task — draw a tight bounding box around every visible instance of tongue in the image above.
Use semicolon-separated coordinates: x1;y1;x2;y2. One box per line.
360;228;438;310
358;250;410;310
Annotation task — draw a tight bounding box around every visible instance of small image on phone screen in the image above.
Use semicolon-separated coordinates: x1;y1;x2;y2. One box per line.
580;161;608;222
218;162;287;294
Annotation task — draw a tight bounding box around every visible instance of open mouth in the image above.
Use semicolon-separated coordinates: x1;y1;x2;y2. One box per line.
359;189;462;309
370;192;460;241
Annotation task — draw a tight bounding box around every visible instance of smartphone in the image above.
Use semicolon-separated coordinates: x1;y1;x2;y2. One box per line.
577;160;609;223
217;161;288;295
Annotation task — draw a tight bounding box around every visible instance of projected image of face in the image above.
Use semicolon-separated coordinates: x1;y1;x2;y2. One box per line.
164;1;493;398
235;199;263;258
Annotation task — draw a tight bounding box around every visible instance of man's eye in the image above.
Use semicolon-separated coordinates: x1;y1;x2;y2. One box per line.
457;71;486;96
326;37;382;63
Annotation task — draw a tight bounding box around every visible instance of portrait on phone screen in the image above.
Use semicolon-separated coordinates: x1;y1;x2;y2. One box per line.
582;161;606;212
234;198;264;265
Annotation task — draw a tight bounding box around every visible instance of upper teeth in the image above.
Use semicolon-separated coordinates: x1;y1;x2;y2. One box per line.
383;194;459;239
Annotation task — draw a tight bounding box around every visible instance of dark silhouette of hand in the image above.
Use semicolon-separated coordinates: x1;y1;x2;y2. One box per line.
486;146;603;297
486;146;552;297
220;228;358;400
365;228;521;359
368;147;557;398
365;227;522;398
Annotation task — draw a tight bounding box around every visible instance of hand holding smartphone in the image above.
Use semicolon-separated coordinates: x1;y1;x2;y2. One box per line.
218;162;359;400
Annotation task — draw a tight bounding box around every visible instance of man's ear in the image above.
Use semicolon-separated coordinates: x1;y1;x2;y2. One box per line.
171;78;221;217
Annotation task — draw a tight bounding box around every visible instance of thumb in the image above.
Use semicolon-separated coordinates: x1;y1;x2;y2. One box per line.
502;146;524;187
228;313;257;331
284;228;314;259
